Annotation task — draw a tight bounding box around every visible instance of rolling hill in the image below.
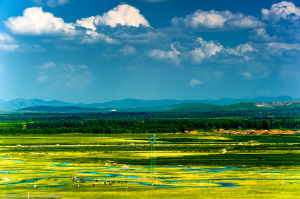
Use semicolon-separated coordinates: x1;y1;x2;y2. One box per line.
14;100;300;114
0;96;298;112
19;106;106;113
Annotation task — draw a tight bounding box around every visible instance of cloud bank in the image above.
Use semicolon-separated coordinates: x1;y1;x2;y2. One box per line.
172;9;264;29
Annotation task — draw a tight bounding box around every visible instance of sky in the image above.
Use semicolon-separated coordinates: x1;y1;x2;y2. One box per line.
0;0;300;103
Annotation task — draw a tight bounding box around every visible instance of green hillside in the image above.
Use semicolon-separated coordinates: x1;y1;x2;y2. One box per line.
170;103;220;112
13;101;300;117
220;102;259;111
19;106;106;113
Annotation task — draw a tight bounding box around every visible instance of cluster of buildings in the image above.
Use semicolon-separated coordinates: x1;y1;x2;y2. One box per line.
255;100;300;108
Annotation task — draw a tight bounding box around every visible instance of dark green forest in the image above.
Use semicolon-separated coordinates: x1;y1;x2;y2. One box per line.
1;109;300;122
1;118;300;134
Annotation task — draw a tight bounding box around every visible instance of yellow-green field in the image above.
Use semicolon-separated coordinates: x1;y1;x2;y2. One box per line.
0;132;299;198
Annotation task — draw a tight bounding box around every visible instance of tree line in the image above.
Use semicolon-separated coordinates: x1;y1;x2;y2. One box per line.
1;109;300;122
0;118;299;134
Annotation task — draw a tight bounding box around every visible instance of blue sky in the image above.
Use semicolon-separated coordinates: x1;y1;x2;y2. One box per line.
0;0;299;103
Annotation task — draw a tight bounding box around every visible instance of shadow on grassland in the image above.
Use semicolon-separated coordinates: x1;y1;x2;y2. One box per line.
54;153;300;167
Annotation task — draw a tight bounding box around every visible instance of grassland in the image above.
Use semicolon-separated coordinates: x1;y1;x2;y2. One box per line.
0;132;299;198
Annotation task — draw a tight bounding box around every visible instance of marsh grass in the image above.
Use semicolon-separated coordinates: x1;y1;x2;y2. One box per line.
0;132;299;198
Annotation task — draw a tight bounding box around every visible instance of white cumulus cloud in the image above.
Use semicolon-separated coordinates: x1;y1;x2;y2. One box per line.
81;30;117;44
266;42;300;55
76;4;150;30
262;1;300;21
189;79;202;87
227;43;256;60
5;7;76;35
267;42;300;50
93;4;150;28
191;37;223;63
149;44;180;64
76;16;97;31
172;10;263;29
0;44;17;52
0;32;19;51
252;28;275;41
5;4;151;44
0;33;15;42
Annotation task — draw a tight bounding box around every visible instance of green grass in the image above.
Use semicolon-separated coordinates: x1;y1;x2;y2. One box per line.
0;132;299;198
221;102;258;111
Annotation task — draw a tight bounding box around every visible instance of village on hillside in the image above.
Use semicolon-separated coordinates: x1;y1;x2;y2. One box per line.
255;100;300;108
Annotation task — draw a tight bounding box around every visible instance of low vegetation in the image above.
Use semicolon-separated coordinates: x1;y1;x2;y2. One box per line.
0;132;299;198
0;114;299;198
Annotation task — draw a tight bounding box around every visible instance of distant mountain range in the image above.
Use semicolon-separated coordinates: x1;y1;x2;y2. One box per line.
121;101;300;113
19;106;106;113
0;96;297;112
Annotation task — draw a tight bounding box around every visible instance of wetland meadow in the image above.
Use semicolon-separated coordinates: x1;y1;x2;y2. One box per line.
0;131;299;198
